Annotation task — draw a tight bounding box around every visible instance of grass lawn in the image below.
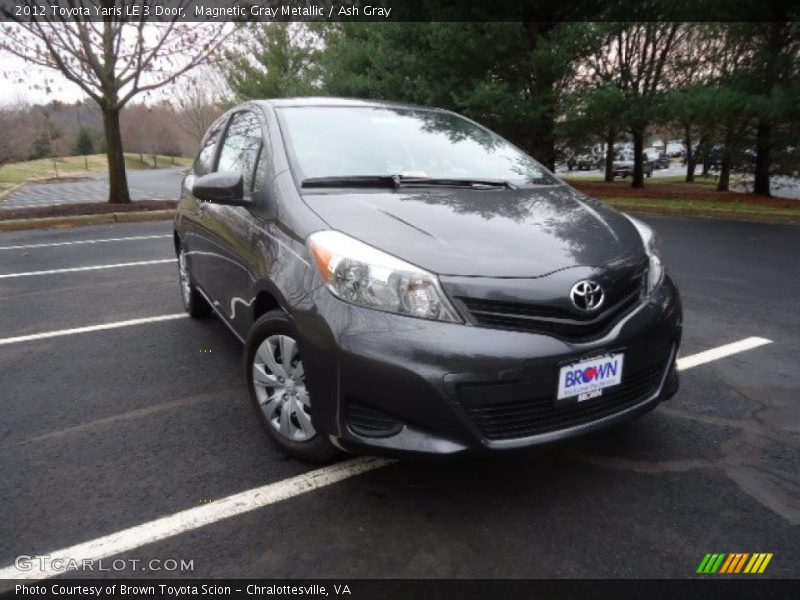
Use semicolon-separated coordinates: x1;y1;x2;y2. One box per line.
562;173;722;187
603;197;800;219
568;177;799;224
0;153;191;196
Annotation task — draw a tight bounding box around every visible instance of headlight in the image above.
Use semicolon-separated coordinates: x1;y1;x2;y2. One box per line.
307;230;461;323
626;216;664;294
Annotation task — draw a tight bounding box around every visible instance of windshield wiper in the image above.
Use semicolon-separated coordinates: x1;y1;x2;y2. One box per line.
301;175;516;190
396;176;516;190
301;175;399;188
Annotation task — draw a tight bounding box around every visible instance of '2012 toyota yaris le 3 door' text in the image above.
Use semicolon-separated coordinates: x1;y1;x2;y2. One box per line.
174;98;682;462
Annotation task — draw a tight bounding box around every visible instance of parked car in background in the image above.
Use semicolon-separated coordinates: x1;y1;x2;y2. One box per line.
174;97;682;462
612;150;653;179
574;153;604;171
654;154;671;169
645;148;671;170
666;141;685;157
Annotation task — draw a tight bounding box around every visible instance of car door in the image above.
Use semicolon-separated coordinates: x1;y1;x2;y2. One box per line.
181;115;229;294
198;110;265;335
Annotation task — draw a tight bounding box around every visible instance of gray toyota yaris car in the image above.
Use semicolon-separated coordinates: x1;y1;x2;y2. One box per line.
174;97;682;462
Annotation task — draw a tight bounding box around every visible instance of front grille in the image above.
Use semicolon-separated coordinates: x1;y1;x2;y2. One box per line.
459;362;665;441
346;401;404;437
458;269;646;342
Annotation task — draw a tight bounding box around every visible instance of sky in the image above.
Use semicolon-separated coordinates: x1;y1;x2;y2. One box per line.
0;53;192;107
0;21;234;107
0;53;87;105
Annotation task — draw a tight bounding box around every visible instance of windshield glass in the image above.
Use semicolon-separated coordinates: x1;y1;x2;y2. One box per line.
276;106;558;186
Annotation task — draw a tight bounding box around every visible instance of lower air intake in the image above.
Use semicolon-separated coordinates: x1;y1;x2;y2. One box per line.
346;401;404;437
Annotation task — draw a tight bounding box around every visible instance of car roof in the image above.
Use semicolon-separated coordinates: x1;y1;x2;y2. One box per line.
253;97;443;112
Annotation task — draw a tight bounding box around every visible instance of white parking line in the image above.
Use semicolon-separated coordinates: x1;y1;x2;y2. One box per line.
0;259;175;279
0;314;187;346
0;457;395;580
676;337;772;371
0;234;171;251
0;336;773;580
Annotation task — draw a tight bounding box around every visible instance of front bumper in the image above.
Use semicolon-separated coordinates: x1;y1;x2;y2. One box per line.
290;275;682;457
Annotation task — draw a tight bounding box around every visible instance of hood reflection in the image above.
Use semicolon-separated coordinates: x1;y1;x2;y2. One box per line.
303;184;644;278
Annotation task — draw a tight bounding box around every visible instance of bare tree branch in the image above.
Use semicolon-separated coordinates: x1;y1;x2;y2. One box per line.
0;0;234;203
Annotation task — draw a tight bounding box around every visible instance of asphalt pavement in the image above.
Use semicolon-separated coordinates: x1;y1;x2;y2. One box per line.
0;215;797;580
0;167;184;210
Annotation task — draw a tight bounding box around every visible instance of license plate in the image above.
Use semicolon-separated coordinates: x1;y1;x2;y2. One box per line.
557;353;624;401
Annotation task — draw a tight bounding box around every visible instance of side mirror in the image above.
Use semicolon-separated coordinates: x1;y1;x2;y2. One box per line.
192;171;247;206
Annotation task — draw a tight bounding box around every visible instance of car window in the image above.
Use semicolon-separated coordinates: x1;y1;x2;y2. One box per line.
217;111;263;198
194;119;226;177
253;145;268;194
276;106;558;186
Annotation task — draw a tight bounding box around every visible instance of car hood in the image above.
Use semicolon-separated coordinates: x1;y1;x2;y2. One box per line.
302;184;646;277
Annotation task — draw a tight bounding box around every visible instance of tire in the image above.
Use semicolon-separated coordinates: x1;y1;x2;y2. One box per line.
244;310;340;463
177;245;212;318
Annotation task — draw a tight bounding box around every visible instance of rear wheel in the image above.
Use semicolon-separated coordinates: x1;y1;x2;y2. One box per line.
244;310;340;463
177;246;212;318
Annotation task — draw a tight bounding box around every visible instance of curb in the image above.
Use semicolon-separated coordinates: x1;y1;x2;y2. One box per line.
0;209;175;232
1;203;796;232
606;202;800;226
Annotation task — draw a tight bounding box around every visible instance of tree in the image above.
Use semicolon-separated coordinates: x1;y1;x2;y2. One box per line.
702;24;759;192
320;22;603;170
174;68;226;149
713;88;757;191
685;19;800;195
0;3;230;203
667;85;719;182
562;83;627;181
121;103;149;164
147;101;183;166
122;101;183;167
0;101;37;168
73;127;95;157
741;20;800;195
585;23;685;188
224;23;322;100
29;111;70;176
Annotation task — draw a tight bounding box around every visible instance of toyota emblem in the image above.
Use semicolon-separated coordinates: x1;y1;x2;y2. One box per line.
570;280;604;311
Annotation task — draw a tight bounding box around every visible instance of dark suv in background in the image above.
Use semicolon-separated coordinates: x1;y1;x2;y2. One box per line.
174;98;682;462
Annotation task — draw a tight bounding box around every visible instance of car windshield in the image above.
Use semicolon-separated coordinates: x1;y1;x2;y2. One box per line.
276;106;558;187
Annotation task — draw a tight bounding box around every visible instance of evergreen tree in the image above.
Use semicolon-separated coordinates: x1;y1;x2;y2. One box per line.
73;127;94;157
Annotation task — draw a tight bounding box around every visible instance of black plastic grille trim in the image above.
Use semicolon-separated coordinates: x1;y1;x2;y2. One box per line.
458;270;646;342
346;401;404;437
459;362;664;440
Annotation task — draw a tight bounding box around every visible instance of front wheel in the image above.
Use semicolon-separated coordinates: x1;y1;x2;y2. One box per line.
244;310;340;463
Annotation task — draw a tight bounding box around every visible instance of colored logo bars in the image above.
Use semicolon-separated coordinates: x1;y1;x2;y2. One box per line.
696;553;773;574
